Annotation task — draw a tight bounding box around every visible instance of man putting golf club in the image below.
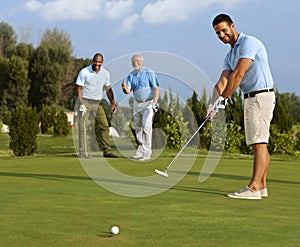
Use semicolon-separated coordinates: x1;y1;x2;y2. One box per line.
206;14;276;199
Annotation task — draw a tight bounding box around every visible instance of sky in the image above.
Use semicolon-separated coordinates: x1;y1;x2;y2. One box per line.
0;0;299;97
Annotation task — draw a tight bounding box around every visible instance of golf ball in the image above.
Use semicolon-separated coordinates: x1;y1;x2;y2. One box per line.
111;226;119;235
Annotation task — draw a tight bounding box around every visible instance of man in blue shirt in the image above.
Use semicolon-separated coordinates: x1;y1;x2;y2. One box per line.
122;54;160;161
207;14;276;199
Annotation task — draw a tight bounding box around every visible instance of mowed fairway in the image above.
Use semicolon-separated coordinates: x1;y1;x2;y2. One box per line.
0;134;299;247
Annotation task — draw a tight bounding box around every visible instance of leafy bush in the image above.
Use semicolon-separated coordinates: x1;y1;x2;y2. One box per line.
164;114;182;149
40;104;56;134
163;113;189;150
201;114;226;151
224;121;244;153
1;111;12;126
202;120;253;154
9;106;39;156
53;109;70;136
294;132;300;155
269;124;295;155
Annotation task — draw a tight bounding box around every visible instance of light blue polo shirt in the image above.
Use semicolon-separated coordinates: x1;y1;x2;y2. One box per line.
126;66;159;101
223;33;274;94
75;65;111;100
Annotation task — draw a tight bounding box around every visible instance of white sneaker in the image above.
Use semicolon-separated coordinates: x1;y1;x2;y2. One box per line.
131;154;143;159
227;186;262;200
260;188;268;197
139;156;151;161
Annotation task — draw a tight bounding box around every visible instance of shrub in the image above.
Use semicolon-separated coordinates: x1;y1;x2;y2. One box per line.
294;132;300;155
40;104;56;134
224;121;244;153
53;109;70;136
202;120;253;154
201;114;227;151
269;124;295;155
9;106;39;156
163;113;189;149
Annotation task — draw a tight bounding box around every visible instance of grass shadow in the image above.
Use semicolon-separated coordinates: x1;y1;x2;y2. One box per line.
0;172;92;181
185;171;300;185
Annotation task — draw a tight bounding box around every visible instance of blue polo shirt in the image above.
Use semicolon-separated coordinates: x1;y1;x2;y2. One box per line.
126;66;159;101
223;33;274;94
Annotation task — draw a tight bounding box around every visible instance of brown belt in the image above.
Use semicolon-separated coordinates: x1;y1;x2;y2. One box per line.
244;88;274;99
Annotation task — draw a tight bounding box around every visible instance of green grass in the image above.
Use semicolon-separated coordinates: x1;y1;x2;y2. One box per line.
0;133;299;246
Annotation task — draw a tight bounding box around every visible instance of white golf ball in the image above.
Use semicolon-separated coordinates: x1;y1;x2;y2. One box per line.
111;226;120;235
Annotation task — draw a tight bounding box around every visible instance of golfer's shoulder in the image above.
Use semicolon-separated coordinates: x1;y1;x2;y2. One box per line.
143;66;155;73
100;67;110;76
81;65;93;75
242;33;263;47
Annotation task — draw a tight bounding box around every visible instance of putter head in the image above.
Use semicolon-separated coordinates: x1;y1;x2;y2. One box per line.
154;169;169;177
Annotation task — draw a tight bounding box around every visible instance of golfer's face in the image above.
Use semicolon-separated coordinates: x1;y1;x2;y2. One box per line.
92;56;103;72
132;56;144;71
214;22;235;45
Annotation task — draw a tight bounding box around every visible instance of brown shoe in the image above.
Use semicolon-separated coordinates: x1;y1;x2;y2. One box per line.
103;152;118;158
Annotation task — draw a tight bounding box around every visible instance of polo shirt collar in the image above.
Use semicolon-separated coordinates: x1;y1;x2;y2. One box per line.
234;32;245;47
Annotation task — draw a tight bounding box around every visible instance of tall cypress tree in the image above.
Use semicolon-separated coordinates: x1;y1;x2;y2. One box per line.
1;55;30;111
28;46;62;111
273;92;294;132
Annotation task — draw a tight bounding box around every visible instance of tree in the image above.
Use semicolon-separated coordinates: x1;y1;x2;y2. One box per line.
0;56;9;114
272;92;294;132
186;90;209;148
182;104;199;147
187;90;208;126
18;25;34;44
0;21;17;57
59;58;78;109
6;42;34;61
40;27;73;62
28;28;75;111
225;90;244;127
28;46;62;111
286;92;300;124
1;55;30;111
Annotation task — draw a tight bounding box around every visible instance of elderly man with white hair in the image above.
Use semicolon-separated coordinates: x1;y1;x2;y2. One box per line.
122;54;160;161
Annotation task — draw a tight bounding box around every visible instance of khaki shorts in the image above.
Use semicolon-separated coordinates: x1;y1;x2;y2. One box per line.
244;92;275;145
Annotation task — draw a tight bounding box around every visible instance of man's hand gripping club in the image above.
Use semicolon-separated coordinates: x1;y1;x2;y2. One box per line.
206;96;227;119
79;104;87;117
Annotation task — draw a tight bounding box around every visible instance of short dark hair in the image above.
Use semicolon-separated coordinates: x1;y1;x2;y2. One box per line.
93;53;103;61
212;14;233;27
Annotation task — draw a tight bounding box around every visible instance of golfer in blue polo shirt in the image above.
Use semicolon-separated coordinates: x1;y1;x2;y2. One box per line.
207;14;276;199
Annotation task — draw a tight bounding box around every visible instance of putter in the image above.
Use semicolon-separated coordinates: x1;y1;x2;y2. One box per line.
83;118;90;159
155;115;210;177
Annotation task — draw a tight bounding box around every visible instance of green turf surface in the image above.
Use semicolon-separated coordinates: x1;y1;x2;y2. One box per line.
0;134;299;246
